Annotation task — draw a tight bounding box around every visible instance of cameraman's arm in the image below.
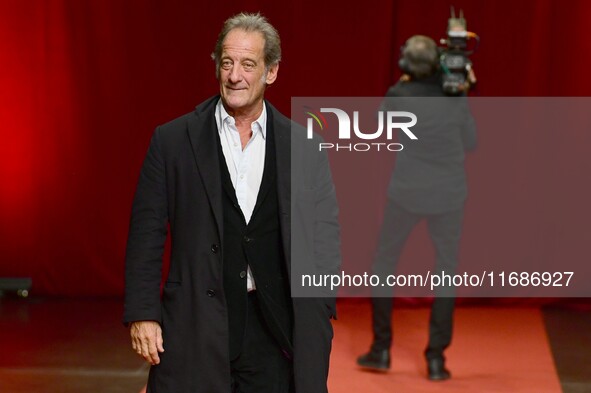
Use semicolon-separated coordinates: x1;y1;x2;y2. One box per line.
460;96;477;151
462;65;477;150
461;98;477;152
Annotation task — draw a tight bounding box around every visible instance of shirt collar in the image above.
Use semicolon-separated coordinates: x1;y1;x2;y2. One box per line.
215;99;267;139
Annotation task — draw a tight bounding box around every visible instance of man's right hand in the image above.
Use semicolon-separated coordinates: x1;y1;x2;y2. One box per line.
130;321;164;365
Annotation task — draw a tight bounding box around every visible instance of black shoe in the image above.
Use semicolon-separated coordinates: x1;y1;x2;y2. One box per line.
357;349;390;371
427;357;451;381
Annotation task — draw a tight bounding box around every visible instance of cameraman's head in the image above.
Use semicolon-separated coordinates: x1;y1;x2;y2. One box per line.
400;35;439;80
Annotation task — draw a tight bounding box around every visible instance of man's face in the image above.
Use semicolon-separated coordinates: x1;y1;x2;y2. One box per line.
219;29;278;114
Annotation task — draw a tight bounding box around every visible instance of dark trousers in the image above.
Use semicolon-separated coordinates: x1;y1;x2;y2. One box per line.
231;292;292;393
370;200;463;360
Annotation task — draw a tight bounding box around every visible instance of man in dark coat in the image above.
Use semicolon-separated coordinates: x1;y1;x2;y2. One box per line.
124;12;340;393
356;35;476;380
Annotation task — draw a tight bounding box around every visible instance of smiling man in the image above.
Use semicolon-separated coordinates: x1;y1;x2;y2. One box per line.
124;12;340;393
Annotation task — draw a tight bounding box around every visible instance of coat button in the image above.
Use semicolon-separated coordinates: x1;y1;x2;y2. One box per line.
206;289;215;297
211;244;219;253
243;236;252;243
239;271;247;279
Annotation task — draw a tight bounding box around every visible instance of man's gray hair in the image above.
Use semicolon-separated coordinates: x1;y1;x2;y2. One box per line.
211;12;281;79
402;35;439;79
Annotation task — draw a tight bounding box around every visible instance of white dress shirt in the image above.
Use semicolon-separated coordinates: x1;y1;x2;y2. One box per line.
215;99;267;291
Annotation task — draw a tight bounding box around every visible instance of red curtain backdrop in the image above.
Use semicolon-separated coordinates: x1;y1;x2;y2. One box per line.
1;0;590;296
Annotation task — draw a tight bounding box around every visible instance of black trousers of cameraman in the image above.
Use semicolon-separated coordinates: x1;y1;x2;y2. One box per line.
370;199;464;360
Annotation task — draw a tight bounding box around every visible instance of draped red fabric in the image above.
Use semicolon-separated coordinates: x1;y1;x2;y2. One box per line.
1;0;590;296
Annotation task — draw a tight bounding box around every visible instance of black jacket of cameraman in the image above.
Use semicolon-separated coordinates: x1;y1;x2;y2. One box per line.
380;72;477;214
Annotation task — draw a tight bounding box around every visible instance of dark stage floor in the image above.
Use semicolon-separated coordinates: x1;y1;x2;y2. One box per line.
0;297;589;392
0;297;148;393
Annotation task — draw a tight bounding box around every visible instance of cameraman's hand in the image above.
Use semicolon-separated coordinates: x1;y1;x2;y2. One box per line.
459;67;477;92
467;67;477;85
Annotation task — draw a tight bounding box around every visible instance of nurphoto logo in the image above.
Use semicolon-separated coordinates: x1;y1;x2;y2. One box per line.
305;107;418;152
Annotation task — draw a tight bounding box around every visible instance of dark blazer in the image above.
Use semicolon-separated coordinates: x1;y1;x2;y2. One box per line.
124;95;340;393
381;74;477;214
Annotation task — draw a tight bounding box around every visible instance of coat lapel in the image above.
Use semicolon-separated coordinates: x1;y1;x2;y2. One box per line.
267;102;292;268
187;96;224;241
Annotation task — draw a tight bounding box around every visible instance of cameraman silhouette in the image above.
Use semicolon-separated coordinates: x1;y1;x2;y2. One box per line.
357;35;477;381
